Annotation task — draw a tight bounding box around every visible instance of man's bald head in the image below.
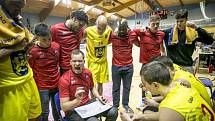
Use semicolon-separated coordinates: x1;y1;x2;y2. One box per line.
1;0;26;18
96;15;107;26
96;15;108;35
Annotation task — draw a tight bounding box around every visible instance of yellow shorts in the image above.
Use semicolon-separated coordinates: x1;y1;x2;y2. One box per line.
87;60;109;84
0;77;41;121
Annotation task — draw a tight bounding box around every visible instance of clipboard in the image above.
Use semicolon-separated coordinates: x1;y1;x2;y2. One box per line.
74;100;112;118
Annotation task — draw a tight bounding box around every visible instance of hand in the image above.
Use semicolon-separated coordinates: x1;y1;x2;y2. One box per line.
27;36;37;46
75;87;85;101
139;83;147;91
187;22;197;29
9;38;28;51
14;37;35;50
98;96;107;104
25;39;37;51
144;98;159;107
120;111;145;121
132;114;146;121
120;112;133;121
151;96;163;102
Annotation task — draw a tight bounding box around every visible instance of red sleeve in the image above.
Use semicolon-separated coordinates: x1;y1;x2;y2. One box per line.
161;31;165;39
129;30;139;45
133;29;141;37
78;27;84;41
157;31;165;43
54;42;61;64
58;72;70;98
157;31;165;38
88;71;94;90
85;69;94;90
50;25;57;43
28;47;35;69
108;32;114;44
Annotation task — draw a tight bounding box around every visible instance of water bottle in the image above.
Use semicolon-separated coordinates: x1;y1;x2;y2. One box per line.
145;90;152;99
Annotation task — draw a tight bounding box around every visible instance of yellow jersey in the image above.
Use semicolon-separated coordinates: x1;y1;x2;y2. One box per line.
0;6;33;87
173;64;212;107
86;26;111;63
160;83;215;121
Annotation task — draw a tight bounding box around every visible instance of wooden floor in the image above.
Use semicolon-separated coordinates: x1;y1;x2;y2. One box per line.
103;45;214;121
48;45;214;121
48;73;214;120
113;75;214;121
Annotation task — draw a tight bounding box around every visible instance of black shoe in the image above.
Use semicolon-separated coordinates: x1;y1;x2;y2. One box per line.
123;105;134;113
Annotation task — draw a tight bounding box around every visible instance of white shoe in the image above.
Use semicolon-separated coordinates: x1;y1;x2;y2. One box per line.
136;100;145;111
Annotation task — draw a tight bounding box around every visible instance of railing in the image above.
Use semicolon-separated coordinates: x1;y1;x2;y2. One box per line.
160;17;215;29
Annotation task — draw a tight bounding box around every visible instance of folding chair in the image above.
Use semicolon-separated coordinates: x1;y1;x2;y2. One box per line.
198;77;213;95
54;92;68;121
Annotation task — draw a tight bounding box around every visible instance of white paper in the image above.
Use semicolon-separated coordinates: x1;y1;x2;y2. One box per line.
74;100;112;118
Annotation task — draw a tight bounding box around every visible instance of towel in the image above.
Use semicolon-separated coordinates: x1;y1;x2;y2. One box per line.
168;25;198;45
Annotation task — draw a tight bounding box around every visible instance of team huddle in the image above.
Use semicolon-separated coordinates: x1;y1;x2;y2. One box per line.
0;0;214;121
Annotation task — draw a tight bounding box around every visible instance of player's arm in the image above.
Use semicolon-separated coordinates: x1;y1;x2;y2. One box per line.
0;48;15;59
129;30;140;47
60;87;84;112
160;41;166;56
134;112;159;121
91;86;107;104
81;29;87;43
108;31;113;44
159;108;184;121
60;97;81;112
0;40;27;59
90;72;107;104
120;111;159;121
28;48;35;69
132;29;142;47
59;74;84;112
187;23;214;45
152;96;164;102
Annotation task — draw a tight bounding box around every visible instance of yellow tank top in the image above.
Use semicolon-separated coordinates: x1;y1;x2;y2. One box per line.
0;6;33;87
173;64;212;107
160;83;214;121
86;26;111;63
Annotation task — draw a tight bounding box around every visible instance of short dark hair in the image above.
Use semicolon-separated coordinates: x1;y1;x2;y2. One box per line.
175;9;188;19
70;10;88;25
71;49;85;59
117;19;129;37
119;19;129;29
149;15;161;21
140;61;172;86
150;56;174;71
34;22;50;37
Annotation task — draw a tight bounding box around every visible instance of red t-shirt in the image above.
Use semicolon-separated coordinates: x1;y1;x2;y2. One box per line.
110;30;138;66
51;23;83;70
134;29;165;64
58;68;94;106
28;42;60;89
